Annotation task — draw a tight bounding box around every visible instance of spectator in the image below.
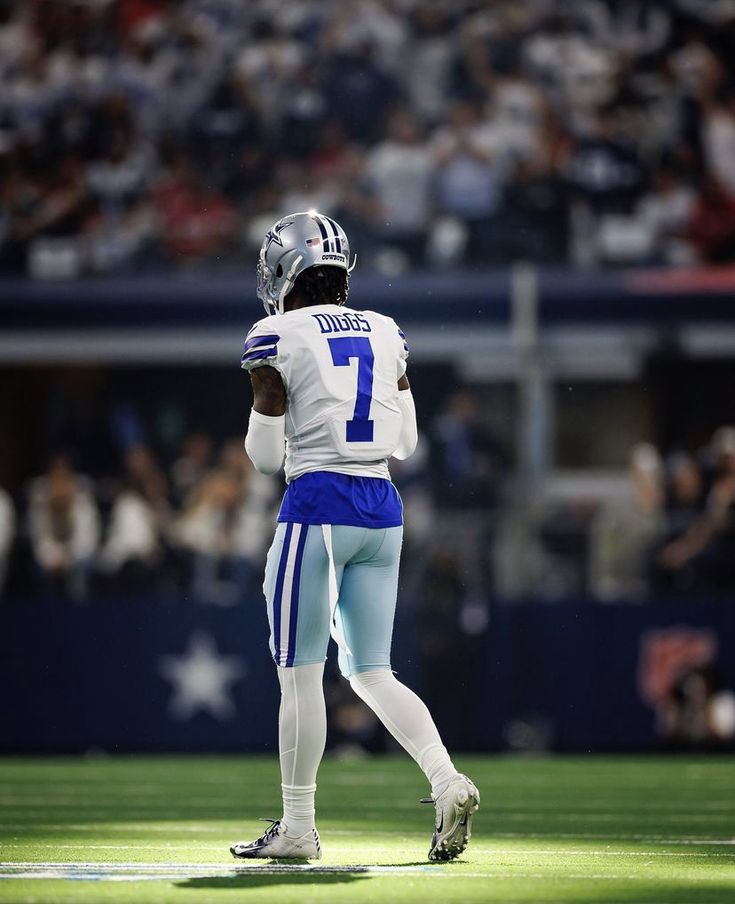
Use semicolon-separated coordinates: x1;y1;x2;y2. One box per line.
635;162;697;265
234;19;304;136
590;443;665;602
688;176;735;263
123;443;170;520
190;70;260;183
701;88;735;197
432;99;508;266
97;482;161;596
431;389;506;508
503;147;570;263
152;154;238;264
171;432;214;506
85;98;152;211
178;467;264;605
662;663;735;751
0;486;15;597
566;105;646;217
365;109;433;268
323;40;400;144
401;5;454;123
656;428;735;595
28;459;100;602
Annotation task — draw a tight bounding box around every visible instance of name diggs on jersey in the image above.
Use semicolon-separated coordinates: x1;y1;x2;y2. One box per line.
312;312;372;334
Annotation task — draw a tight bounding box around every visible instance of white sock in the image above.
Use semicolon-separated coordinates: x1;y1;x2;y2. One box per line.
349;668;459;796
277;662;326;836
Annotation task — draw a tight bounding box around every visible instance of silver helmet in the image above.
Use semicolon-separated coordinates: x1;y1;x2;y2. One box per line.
256;211;355;315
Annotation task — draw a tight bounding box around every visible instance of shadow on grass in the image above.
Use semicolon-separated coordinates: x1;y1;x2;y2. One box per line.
177;874;368;890
176;861;451;890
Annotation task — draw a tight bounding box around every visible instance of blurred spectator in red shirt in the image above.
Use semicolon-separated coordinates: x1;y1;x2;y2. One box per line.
688;177;735;263
153;155;237;263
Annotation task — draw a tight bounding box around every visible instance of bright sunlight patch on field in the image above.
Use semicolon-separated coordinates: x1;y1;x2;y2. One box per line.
0;755;733;903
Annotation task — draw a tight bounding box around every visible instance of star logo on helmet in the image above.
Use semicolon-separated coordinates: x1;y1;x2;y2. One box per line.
264;220;294;252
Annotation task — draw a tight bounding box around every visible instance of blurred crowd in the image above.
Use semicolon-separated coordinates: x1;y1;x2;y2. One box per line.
1;380;733;605
0;438;280;603
494;424;735;603
590;426;735;601
2;0;735;278
0;385;505;603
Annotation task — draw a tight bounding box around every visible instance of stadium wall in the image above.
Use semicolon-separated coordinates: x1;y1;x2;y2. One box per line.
3;597;733;754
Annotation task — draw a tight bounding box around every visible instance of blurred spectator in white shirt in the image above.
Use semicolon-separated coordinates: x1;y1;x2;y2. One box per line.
234;19;304;134
0;486;15;597
178;462;274;605
433;100;507;266
400;5;454;123
365;109;433;267
171;432;214;506
28;459;100;602
98;485;161;595
635;163;698;265
590;443;665;602
701;88;735;198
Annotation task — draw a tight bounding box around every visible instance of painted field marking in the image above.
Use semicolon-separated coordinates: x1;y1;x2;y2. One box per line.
0;862;675;883
3;825;733;846
1;844;733;858
0;863;439;881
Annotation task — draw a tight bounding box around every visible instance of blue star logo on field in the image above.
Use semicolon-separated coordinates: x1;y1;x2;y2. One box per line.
263;219;294;253
159;631;246;721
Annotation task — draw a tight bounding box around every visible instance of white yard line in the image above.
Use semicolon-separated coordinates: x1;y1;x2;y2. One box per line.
2;841;734;857
0;862;706;883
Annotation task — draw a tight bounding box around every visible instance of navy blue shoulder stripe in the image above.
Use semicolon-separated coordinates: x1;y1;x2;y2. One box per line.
243;333;279;353
241;347;278;364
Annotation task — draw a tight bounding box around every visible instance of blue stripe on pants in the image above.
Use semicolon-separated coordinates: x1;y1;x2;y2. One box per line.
285;526;309;666
272;522;294;665
263;523;403;674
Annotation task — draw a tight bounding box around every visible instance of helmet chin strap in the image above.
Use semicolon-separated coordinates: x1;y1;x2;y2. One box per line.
276;254;304;314
348;253;357;273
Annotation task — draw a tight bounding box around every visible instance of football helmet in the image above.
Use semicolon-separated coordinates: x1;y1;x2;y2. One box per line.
256;211;355;315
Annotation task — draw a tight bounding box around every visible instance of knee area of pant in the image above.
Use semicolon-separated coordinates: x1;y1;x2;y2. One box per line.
348;667;394;692
277;661;325;690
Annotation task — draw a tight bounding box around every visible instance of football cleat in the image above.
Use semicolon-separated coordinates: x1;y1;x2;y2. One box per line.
421;774;480;861
230;819;321;860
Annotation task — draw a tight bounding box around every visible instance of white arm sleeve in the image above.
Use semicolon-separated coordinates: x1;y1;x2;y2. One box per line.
392;389;418;460
245;409;286;475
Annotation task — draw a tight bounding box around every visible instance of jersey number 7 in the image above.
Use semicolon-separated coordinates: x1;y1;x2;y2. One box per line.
328;337;374;442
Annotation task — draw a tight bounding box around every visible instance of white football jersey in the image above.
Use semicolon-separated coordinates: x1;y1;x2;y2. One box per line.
241;304;408;482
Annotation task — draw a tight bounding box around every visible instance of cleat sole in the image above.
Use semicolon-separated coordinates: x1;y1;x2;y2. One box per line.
427;786;480;862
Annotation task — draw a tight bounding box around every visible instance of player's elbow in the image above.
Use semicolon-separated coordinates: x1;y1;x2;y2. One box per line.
393;390;418;460
245;446;282;476
392;431;418;461
245;410;286;475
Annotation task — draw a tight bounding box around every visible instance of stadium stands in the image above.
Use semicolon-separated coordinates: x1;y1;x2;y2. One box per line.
1;0;735;277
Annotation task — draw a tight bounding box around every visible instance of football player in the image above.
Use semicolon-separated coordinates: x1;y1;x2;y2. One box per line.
230;212;479;862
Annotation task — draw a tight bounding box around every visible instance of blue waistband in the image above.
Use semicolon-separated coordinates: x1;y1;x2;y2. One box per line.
277;471;403;528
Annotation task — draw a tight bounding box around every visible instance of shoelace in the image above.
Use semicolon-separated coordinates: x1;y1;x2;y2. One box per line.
256;818;281;843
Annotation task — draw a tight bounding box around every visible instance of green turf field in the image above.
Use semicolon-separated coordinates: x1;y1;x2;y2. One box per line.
0;755;733;903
